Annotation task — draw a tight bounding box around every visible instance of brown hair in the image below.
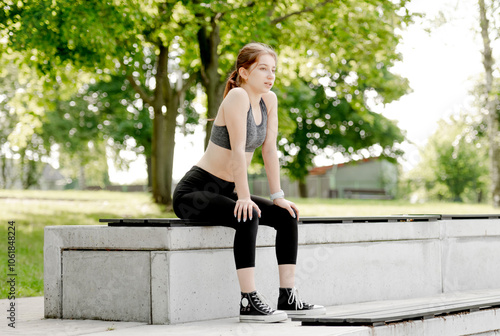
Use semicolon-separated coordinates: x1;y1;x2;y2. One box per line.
223;42;277;98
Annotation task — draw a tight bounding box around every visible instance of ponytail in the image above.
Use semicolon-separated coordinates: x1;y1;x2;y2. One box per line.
223;70;239;98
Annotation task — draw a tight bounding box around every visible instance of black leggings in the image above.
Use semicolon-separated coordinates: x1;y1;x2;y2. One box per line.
173;166;298;269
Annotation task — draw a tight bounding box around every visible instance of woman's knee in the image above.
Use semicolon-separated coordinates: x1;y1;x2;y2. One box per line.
277;210;298;232
235;210;259;233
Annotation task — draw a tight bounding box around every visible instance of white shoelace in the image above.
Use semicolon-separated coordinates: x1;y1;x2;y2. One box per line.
252;291;273;313
287;287;304;310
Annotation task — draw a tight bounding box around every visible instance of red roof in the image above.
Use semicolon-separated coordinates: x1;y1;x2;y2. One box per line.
309;157;380;176
309;165;334;176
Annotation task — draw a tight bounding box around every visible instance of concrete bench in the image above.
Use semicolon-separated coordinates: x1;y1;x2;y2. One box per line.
44;214;500;326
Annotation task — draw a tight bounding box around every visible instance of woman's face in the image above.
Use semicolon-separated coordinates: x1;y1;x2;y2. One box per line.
240;54;276;93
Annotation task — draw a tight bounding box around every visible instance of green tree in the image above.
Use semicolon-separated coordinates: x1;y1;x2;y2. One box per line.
41;84;110;189
3;0;198;205
42;68;199;189
408;114;488;202
478;0;500;206
0;55;22;188
0;52;78;189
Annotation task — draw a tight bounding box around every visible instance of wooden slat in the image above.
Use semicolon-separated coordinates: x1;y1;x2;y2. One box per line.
99;218;211;227
99;214;500;227
294;295;500;327
100;215;441;227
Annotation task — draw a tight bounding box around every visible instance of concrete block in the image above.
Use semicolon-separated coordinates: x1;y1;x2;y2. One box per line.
293;240;442;306
166;249;239;323
156;247;282;323
151;252;169;324
442;236;500;292
299;221;439;245
440;219;500;238
62;250;151;323
43;228;63;318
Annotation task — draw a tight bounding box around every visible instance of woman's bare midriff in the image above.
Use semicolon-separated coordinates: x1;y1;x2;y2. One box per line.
196;141;254;182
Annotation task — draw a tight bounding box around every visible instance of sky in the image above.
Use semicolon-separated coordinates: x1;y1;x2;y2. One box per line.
109;0;487;184
376;0;484;171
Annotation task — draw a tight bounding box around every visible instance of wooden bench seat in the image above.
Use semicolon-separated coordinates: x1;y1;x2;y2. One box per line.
293;289;500;327
99;215;440;227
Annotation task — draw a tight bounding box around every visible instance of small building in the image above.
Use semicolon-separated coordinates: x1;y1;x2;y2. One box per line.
39;164;68;190
0;159;68;190
306;157;398;199
249;157;398;199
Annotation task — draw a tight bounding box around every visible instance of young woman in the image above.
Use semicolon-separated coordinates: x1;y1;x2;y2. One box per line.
173;42;325;323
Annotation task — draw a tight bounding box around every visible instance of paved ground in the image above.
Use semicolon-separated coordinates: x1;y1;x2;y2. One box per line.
1;296;369;336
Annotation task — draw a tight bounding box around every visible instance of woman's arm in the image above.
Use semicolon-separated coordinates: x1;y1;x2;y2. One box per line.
224;88;261;221
262;92;281;194
262;92;299;218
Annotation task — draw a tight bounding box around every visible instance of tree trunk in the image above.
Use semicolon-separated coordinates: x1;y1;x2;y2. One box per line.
146;155;152;190
162;93;180;207
298;179;308;198
78;163;86;190
151;43;195;206
151;44;169;204
0;155;6;189
198;19;225;149
131;41;193;206
479;0;500;206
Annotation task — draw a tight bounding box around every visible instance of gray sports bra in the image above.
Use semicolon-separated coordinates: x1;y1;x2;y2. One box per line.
210;98;268;152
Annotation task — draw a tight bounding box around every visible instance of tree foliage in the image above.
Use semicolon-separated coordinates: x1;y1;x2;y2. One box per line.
275;80;405;184
2;0;415;202
3;0;200;203
478;0;500;206
407;113;489;202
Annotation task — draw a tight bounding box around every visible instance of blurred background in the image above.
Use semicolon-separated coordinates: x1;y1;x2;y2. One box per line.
1;0;499;206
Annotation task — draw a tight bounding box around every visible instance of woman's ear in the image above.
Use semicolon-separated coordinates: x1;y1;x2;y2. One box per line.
238;67;248;81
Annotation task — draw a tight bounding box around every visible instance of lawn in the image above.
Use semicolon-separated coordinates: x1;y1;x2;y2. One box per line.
1;189;499;298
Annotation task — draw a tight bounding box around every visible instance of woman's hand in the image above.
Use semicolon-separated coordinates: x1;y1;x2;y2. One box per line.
234;198;261;222
273;198;299;219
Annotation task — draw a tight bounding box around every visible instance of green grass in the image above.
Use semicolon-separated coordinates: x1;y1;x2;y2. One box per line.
294;198;500;217
0;189;499;298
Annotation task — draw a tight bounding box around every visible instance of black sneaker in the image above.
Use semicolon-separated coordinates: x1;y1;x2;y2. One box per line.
277;287;326;317
239;291;288;323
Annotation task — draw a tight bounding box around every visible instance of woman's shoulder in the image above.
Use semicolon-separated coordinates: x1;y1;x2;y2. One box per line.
262;90;277;101
262;91;277;111
224;87;250;104
220;88;250;121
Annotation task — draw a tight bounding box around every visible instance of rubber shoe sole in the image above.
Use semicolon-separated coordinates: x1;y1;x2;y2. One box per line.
283;305;326;317
239;310;288;323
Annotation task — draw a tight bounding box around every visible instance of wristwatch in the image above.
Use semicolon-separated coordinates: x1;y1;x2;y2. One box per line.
270;189;285;201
